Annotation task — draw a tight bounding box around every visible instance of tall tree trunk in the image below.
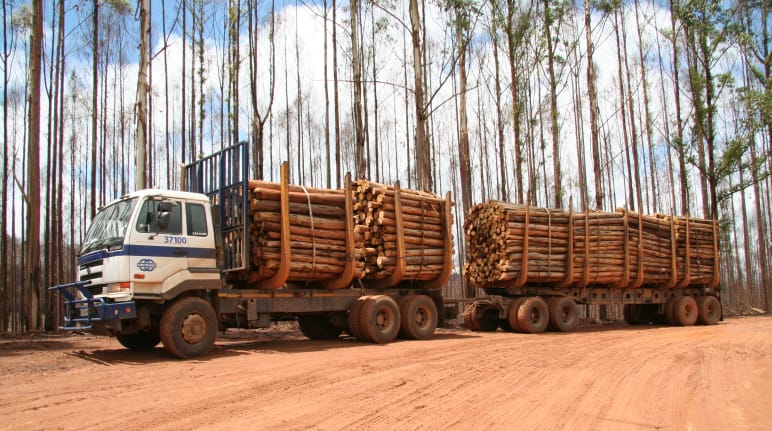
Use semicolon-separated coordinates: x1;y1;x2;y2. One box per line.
489;0;507;200
542;0;562;208
332;0;342;187
669;0;688;214
409;0;431;191
621;5;643;212
91;0;99;219
1;0;9;331
26;0;44;331
585;0;603;209
136;0;150;190
455;4;472;215
613;8;634;211
350;0;365;178
323;0;331;187
634;0;658;213
505;0;527;203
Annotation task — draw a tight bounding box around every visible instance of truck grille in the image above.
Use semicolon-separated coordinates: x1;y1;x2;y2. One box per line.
79;259;103;282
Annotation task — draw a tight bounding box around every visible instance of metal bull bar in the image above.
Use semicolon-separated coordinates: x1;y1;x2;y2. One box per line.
48;281;136;330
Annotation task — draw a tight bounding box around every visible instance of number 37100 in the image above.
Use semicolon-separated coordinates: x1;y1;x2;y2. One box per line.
163;236;187;244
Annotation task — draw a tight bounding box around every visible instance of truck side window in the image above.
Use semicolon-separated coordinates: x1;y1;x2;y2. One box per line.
186;203;208;237
135;200;182;234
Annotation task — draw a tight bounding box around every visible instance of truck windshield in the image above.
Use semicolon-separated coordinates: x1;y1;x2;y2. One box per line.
81;197;138;255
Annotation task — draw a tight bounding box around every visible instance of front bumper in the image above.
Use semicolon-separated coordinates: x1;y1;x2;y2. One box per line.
48;281;137;330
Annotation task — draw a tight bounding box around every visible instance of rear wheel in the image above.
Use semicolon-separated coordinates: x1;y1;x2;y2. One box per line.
696;296;721;325
673;296;699;326
663;296;679;325
116;328;160;350
347;296;370;341
160;296;218;359
548;297;578;332
359;295;401;344
507;298;528;333
516;297;549;333
398;295;438;340
298;315;342;340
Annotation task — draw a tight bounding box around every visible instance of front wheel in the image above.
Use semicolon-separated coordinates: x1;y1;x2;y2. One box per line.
116;329;160;350
160;296;218;359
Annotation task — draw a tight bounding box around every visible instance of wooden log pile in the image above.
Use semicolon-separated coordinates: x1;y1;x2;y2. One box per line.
246;180;365;283
464;201;718;289
352;180;452;282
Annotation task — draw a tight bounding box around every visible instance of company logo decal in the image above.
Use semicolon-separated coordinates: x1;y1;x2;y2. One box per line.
137;258;157;272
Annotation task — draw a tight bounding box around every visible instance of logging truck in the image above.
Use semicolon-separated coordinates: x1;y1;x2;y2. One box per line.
49;141;454;358
462;201;722;333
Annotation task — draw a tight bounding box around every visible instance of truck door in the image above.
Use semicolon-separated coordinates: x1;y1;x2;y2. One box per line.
130;198;188;288
185;201;217;269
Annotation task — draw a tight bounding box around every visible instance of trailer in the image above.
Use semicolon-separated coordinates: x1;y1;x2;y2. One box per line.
50;142;454;358
462;200;722;333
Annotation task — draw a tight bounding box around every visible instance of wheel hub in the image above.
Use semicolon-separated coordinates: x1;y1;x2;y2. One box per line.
181;313;207;344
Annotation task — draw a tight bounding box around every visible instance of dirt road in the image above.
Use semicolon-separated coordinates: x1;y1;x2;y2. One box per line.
2;316;771;430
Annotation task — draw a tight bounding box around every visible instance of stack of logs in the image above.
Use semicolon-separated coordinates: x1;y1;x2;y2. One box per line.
464;201;718;288
247;180;365;282
243;178;452;286
353;181;451;281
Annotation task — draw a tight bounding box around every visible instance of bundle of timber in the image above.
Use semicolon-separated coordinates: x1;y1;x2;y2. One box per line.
464;201;718;289
247;180;365;283
352;180;453;283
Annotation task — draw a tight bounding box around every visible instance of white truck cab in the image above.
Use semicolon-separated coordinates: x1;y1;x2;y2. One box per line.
53;189;223;358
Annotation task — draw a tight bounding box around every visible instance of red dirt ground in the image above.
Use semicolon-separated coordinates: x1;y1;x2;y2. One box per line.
2;316;771;430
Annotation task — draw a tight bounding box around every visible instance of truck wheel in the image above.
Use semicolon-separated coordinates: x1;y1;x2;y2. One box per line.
359;295;400;344
507;298;528;332
548;297;578;332
160;296;217;359
347;296;370;340
672;296;699;326
398;295;438;340
516;297;549;333
116;329;160;351
463;307;481;331
663;296;679;325
298;315;342;340
696;296;721;325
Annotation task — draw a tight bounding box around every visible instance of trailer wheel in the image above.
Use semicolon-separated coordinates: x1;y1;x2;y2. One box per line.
673;296;699;326
398;295;438;340
463;307;481;331
548;297;578;332
696;296;721;325
507;298;528;332
116;329;160;351
298;316;342;340
516;297;549;333
360;295;400;344
160;296;217;359
347;296;370;341
663;296;679;325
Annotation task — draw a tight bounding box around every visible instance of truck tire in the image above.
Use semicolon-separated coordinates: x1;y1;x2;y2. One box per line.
116;329;160;351
298;315;342;340
359;295;401;344
507;298;528;332
663;296;679;325
672;296;699;326
516;297;549;333
463;307;481;331
696;296;721;325
347;296;370;341
548;297;578;332
398;295;438;340
160;296;218;359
